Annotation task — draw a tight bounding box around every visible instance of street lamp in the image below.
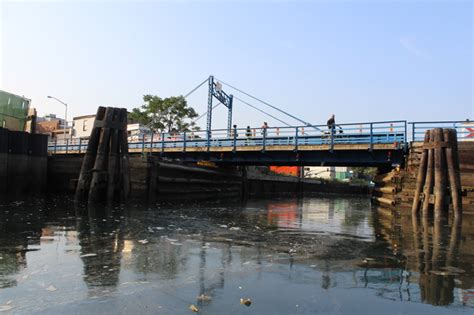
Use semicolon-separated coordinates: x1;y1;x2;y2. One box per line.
47;95;68;141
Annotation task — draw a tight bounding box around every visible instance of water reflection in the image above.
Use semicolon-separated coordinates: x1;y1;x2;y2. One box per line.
76;206;125;295
0;197;473;313
372;206;474;307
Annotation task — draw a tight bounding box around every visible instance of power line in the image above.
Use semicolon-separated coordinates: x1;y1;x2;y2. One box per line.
234;96;291;127
216;78;322;131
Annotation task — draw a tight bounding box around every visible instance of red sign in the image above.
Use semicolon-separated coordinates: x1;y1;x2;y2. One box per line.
466;127;474;138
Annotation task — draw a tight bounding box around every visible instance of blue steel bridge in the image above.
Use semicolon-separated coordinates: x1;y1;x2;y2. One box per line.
47;75;472;168
49;120;408;167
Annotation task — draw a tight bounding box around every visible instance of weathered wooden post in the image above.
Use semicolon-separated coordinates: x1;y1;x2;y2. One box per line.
422;130;435;216
412;127;462;219
75;107;106;201
74;106;130;204
412;130;430;215
444;129;463;218
119;108;131;201
433;128;447;220
106;109;121;203
88;108;115;203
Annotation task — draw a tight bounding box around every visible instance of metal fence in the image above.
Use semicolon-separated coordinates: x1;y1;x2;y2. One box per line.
48;120;407;153
409;120;473;142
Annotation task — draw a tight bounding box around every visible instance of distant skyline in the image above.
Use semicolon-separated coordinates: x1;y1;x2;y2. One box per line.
1;0;472;129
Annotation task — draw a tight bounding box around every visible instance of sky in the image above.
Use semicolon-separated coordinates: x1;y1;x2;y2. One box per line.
1;0;472;130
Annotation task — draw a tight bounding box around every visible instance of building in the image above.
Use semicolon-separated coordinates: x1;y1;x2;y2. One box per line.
304;166;351;180
72;114;96;139
71;113;151;140
0;90;31;131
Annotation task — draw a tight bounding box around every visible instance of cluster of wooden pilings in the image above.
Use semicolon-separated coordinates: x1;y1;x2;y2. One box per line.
372;172;398;207
411;128;462;219
74;107;130;204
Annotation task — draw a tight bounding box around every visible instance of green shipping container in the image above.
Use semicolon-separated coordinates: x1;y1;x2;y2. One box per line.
0;90;30;131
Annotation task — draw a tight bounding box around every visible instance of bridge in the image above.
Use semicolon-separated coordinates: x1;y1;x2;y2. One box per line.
46;76;472;168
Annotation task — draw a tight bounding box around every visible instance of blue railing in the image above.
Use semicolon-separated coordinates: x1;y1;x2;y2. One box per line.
409;120;473;142
47;120;407;154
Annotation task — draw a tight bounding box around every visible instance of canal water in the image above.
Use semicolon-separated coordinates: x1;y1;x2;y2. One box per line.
0;196;473;314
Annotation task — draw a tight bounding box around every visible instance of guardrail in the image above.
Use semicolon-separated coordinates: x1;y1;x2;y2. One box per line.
48;120;407;154
409;120;473;142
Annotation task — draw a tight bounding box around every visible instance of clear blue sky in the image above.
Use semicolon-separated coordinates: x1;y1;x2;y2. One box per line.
1;1;472;129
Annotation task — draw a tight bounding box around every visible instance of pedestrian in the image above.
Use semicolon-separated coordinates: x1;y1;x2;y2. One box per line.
246;126;252;138
232;124;238;138
261;122;268;136
327;114;335;132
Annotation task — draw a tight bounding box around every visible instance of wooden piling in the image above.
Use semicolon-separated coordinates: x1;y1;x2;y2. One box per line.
444;129;463;218
119;108;131;200
375;196;395;207
412;130;430;215
88;107;115;203
433;128;447;220
74;106;130;204
422;130;435;216
106;109;121;203
75;107;106;202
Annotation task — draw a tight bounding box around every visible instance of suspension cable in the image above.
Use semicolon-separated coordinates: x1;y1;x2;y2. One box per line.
234;96;291;127
183;77;209;99
217;78;321;130
192;102;222;123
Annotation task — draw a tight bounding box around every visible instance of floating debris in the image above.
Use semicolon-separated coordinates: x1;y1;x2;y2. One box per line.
189;304;199;312
80;253;97;258
197;294;212;302
0;305;14;312
46;285;58;292
240;298;252;306
441;266;465;274
138;239;149;244
230;227;241;231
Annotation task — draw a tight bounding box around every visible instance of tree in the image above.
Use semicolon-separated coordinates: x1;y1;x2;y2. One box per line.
350;167;378;180
129;94;199;133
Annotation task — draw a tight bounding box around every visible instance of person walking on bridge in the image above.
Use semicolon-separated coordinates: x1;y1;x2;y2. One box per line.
261;122;268;137
327;114;335;133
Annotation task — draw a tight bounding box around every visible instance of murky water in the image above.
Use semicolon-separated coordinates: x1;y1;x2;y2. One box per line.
0;196;473;314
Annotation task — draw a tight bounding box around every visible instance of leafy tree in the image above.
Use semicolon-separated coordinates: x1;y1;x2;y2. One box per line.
350;167;378;180
129;94;199;133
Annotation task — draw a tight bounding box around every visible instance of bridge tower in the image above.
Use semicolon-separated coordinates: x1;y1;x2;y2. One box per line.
206;75;233;138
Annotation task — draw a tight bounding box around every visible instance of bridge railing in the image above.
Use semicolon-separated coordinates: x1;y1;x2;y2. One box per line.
409;120;473;142
47;120;407;153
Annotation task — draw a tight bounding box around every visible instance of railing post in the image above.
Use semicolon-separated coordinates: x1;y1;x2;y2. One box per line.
161;132;165;153
207;130;211;152
233;126;237;152
78;138;82;153
369;123;373;152
150;132;154;152
141;134;145;154
294;127;299;151
54;139;57;154
330;125;334;152
262;128;266;152
183;132;187;152
65;139;69;154
404;121;407;145
411;123;415;142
